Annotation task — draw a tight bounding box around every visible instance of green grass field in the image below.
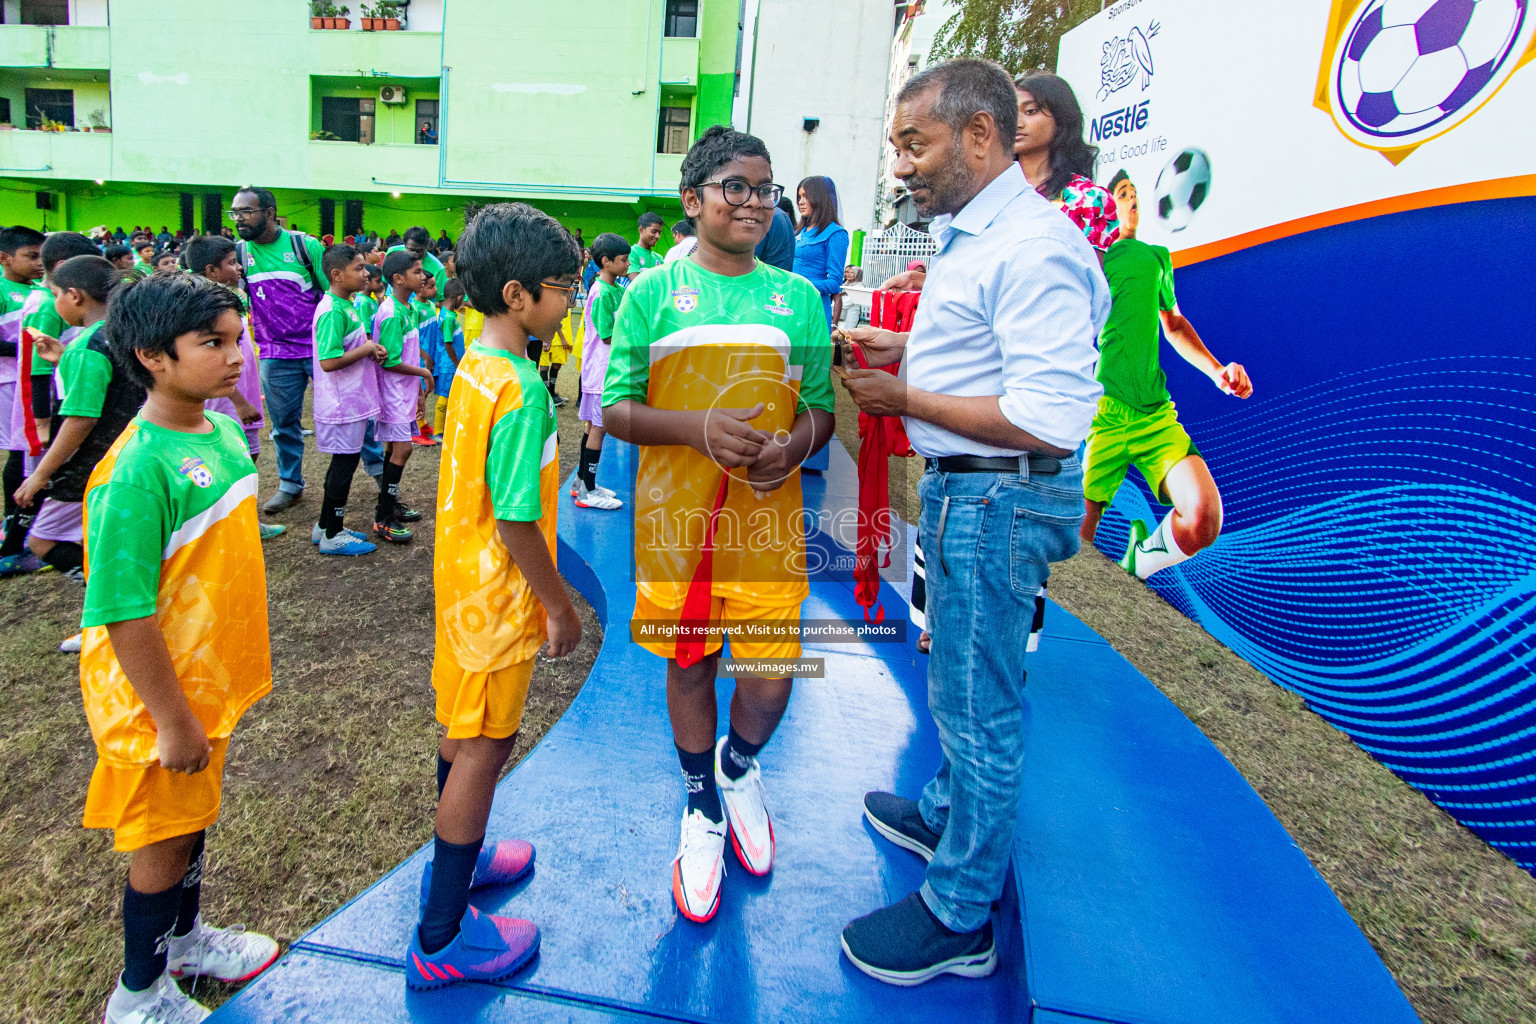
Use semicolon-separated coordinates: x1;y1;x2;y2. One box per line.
0;375;1530;1022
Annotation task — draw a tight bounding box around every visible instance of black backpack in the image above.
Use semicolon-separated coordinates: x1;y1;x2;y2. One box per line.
46;325;147;504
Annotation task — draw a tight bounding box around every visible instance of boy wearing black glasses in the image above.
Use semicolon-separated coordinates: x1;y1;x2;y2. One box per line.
602;125;835;923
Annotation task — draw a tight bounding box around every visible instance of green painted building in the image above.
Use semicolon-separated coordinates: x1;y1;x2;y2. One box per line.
0;0;742;243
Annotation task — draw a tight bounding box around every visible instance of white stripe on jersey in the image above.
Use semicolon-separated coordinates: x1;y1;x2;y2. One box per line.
647;323;792;371
162;472;258;559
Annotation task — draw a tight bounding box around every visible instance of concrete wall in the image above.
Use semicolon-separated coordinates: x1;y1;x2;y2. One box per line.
739;0;892;234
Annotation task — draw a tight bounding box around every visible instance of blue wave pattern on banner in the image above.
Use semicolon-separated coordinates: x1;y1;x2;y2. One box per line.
1093;196;1536;878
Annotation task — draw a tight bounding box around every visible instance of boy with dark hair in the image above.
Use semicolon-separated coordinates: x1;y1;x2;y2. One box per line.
133;242;157;274
370;249;434;541
87;272;280;1022
630;211;666;276
603;125;835;922
2;230;92;575
389;225;449;296
572;232;628;511
154;251;182;275
410;273;441;446
186;238;275;518
429;278;466;437
409;201;582;988
104;243;135;271
353;264;383;334
310;244;385;556
0;225;45;574
15;256;144;581
664;218;698;264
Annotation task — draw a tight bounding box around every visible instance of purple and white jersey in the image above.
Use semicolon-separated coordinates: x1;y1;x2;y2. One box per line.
0;279;29;385
9;289;80;446
311;294;380;424
372;294;422;426
244;230;327;361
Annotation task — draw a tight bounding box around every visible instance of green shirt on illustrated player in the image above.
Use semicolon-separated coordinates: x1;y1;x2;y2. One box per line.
1082;170;1254;580
408;202;582;991
601;126;835;925
82;272;281;1023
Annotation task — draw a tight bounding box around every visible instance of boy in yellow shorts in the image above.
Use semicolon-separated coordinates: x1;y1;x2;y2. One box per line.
85;273;280;1023
1083;169;1253;578
603;126;835;923
408;202;583;989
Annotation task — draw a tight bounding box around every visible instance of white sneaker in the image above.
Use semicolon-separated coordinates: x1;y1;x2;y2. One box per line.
715;736;775;875
574;481;622;510
59;633;82;654
671;808;726;923
102;971;209;1024
166;916;279;983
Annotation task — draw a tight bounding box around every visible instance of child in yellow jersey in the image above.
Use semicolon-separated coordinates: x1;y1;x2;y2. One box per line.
85;274;280;1022
408;202;583;990
602;126;835;923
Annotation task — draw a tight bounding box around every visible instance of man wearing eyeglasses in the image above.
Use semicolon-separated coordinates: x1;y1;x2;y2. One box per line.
231;186;382;514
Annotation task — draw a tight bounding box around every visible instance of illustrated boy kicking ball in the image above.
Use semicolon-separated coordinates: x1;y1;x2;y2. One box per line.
603;125;835;923
86;273;279;1023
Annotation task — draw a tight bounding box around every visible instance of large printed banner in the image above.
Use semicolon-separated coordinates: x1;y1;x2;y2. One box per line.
1059;0;1536;873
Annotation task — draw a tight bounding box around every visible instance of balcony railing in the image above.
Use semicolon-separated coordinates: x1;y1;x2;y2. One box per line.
0;25;110;69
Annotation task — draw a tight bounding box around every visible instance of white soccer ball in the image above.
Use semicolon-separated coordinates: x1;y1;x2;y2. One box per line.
1333;0;1530;146
1153;148;1211;232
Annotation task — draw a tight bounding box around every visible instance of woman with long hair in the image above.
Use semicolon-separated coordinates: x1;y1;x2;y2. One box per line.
1013;72;1120;255
791;175;850;326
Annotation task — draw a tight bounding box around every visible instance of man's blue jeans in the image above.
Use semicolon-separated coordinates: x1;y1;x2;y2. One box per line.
260;357;382;495
916;457;1085;933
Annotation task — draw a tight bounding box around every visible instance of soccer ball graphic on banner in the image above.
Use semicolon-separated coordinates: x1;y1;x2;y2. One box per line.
1331;0;1534;149
1153;148;1211;232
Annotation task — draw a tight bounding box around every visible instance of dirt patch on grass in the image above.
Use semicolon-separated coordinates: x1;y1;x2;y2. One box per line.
0;372;598;1022
833;384;1536;1023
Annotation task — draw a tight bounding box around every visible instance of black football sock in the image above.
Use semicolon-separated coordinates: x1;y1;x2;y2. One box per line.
436;753;452;800
121;877;182;991
376;460;403;522
586;445;603;490
173;831;206;938
676;744;722;822
576;444;597;492
0;451;25;556
720;724;765;782
41;541;82;573
418;832;482;955
320;452;361;539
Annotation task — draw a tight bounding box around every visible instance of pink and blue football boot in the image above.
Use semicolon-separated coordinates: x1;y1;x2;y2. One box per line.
417;839;536;909
404;904;539;990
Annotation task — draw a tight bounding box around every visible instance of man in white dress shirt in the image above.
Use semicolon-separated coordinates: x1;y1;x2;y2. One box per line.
838;58;1110;986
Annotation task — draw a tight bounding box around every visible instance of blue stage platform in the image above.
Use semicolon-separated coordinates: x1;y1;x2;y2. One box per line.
211;440;1419;1023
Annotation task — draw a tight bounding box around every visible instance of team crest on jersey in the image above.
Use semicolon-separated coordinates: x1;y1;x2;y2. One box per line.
765;292;793;317
671;286;699;314
177;457;214;488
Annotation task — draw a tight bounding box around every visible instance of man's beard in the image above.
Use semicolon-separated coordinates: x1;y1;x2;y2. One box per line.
902;143;975;218
235;221;262;241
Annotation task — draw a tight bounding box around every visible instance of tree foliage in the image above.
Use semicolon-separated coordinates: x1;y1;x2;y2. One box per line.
930;0;1103;76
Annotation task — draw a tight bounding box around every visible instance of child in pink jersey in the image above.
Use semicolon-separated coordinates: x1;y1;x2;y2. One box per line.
310;244;385;556
368;250;434;544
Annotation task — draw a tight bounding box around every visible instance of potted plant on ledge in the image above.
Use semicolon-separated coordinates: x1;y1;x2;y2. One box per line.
87;110;111;133
311;2;351;29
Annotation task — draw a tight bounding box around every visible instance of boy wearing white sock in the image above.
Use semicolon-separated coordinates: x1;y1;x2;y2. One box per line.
1080;170;1253;579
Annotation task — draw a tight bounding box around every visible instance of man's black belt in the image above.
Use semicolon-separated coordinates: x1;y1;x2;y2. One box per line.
928;454;1062;476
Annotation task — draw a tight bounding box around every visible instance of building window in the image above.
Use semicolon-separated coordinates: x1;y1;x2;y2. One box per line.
19;0;69;25
415;99;438;144
201;193;224;235
664;0;697;38
0;99;10;126
344;199;364;238
657;105;691;154
24;88;73;129
320;96;363;142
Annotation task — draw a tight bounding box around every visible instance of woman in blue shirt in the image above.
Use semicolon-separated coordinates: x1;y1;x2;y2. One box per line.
792;175;850;326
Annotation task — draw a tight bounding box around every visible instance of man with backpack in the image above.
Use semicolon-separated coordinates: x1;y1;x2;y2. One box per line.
231;187;382;513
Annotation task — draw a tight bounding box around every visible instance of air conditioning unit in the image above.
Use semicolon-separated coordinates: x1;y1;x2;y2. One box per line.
379;86;407;104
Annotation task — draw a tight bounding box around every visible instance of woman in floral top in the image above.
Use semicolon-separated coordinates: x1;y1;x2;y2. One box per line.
1013;72;1120;255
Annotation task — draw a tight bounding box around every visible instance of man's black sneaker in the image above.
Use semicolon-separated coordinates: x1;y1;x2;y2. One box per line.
394;503;423;523
864;792;941;862
841;892;996;986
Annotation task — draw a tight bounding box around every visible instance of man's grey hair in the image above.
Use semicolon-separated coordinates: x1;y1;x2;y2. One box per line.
896;58;1018;152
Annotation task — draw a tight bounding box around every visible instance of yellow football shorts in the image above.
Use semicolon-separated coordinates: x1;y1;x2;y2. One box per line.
84;738;231;852
434;657;536;740
632;590;802;670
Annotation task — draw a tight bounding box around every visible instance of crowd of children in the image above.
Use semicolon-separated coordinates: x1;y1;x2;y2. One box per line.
0;119;875;1020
